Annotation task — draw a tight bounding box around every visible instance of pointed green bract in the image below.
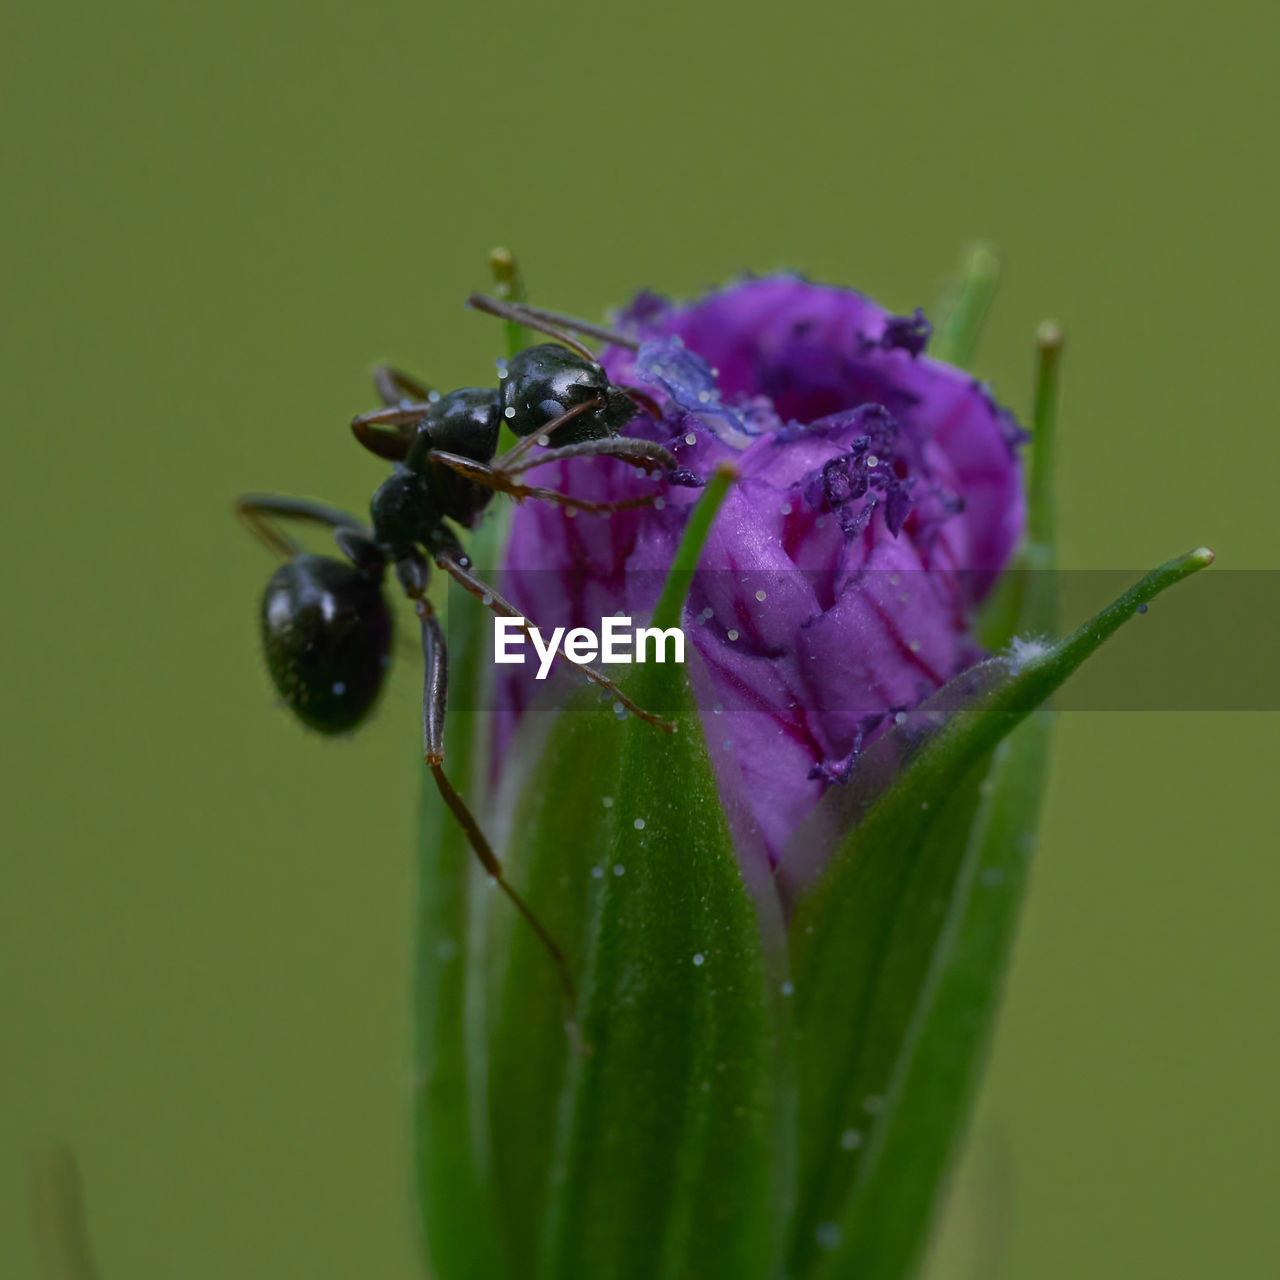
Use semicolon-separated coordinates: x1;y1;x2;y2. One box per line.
784;547;1211;1279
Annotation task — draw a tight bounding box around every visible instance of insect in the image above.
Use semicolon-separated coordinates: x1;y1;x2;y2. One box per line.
237;295;685;1013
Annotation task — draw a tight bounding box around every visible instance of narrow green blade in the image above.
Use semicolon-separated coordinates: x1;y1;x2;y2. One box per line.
783;547;1212;1279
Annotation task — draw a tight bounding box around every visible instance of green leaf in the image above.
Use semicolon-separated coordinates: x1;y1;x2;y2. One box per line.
781;546;1212;1280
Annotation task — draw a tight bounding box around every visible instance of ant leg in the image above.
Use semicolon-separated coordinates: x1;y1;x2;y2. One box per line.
428;452;663;515
467;294;598;361
495;398;607;470
468;293;641;353
236;494;371;560
372;363;434;407
351;417;412;462
409;586;579;1029
432;548;676;733
494;436;678;478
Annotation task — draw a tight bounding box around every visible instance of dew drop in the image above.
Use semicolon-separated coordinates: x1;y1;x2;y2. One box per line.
428;390;441;403
779;502;792;515
332;681;346;695
685;432;698;446
692;953;705;966
712;703;724;715
613;863;626;876
866;454;879;468
780;981;795;997
504;406;516;419
727;629;739;641
1137;602;1149;614
894;711;907;725
908;639;921;653
816;1223;841;1251
633;818;646;831
591;866;604;879
601;796;614;809
654;497;666;510
755;589;767;602
863;1095;884;1115
698;390;711;403
481;591;494;607
537;434;550;447
840;1128;863;1151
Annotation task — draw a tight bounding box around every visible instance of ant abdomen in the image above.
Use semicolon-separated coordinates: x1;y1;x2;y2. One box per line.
500;342;637;443
260;554;393;734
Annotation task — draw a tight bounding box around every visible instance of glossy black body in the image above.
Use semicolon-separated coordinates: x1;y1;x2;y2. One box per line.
499;343;637;443
408;387;501;526
260;553;393;733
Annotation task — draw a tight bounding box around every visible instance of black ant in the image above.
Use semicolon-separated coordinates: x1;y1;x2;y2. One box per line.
237;296;684;1016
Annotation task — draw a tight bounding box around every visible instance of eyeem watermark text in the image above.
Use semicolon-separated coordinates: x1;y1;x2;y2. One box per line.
494;616;686;679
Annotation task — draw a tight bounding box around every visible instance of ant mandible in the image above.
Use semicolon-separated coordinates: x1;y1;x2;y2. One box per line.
237;294;685;1015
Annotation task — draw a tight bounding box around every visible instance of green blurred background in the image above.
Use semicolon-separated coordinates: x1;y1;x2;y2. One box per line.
3;0;1277;1275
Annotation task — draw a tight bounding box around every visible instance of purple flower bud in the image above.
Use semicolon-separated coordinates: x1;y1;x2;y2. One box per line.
498;276;1026;860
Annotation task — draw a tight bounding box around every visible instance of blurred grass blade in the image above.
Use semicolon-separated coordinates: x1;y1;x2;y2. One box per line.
932;244;1000;369
29;1146;102;1280
783;546;1212;1280
489;247;533;359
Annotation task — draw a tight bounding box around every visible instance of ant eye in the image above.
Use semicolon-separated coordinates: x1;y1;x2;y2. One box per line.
260;554;393;734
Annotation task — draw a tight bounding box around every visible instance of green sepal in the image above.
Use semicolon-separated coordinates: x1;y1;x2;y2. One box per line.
780;548;1211;1279
530;661;789;1280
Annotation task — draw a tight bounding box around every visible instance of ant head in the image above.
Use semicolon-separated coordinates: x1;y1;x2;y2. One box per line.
408;388;501;527
499;343;636;444
260;554;393;734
